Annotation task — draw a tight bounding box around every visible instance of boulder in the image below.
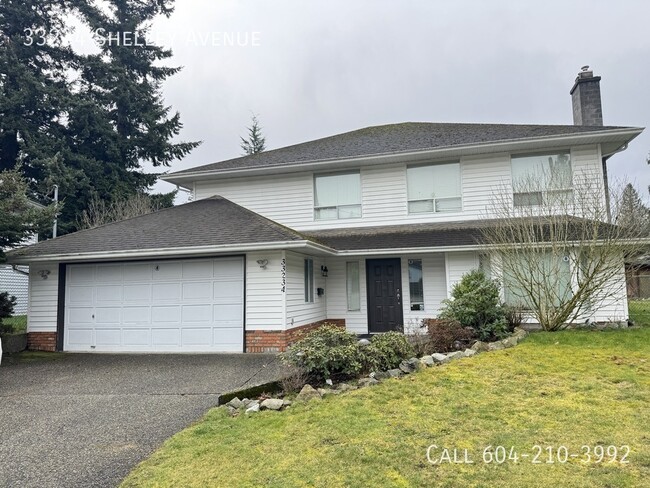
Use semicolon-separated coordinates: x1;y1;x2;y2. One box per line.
296;384;322;402
245;402;260;414
487;341;505;351
470;341;488;352
502;336;519;348
387;369;403;378
420;355;435;367
282;399;292;407
358;377;380;387
513;327;528;339
373;370;392;380
317;388;335;396
337;383;358;392
446;351;464;361
260;398;284;411
226;406;238;417
358;338;371;346
399;360;415;374
463;348;477;357
226;397;243;409
431;353;449;364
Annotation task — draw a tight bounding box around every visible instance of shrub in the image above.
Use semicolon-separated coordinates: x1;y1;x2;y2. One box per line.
422;319;476;353
362;332;414;371
439;270;508;341
0;292;16;336
280;324;364;382
279;366;309;395
503;305;524;332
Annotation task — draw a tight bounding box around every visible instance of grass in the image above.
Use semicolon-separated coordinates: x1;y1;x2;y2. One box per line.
0;351;67;366
122;321;650;487
1;315;27;334
628;299;650;325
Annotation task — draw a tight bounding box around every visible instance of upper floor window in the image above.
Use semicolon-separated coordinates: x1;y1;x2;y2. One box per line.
407;162;461;213
511;152;572;207
314;171;361;220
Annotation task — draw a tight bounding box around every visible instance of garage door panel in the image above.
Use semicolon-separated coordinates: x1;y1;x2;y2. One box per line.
65;257;244;352
152;262;182;280
152;283;181;301
122;306;151;324
123;284;152;301
213;303;243;321
182;304;212;323
151;305;181;323
95;328;121;345
68;307;94;324
95;285;122;302
182;328;212;346
182;282;212;300
152;328;180;346
123;329;150;346
67;328;93;345
213;280;243;300
69;265;95;282
95;265;123;282
68;286;94;304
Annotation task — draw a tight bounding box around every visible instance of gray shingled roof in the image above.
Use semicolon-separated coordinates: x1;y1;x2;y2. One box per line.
304;221;487;250
168;122;633;175
8;196;309;259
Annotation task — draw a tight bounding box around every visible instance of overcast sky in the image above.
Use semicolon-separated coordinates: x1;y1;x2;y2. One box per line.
118;0;649;200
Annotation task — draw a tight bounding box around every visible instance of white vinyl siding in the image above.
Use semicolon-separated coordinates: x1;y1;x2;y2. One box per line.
445;251;480;297
27;263;59;333
314;172;361;220
286;251;326;328
246;251;284;331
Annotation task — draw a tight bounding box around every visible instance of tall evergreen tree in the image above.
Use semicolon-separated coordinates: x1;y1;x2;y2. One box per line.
616;183;649;231
240;114;266;155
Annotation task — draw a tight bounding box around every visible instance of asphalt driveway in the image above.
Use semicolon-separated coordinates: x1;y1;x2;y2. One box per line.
0;353;285;487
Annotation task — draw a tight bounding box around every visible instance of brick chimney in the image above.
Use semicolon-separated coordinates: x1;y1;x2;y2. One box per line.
570;66;603;126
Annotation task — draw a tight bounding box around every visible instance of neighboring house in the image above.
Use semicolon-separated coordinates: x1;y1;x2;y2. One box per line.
7;69;644;353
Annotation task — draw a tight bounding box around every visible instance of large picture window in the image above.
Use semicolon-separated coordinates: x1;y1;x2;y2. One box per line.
346;261;360;311
314;172;361;220
407;162;461;213
511;152;572;207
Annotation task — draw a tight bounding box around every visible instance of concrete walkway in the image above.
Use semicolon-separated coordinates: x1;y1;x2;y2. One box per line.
0;353;285;487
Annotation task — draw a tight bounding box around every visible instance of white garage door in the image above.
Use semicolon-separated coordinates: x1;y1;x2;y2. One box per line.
64;257;244;352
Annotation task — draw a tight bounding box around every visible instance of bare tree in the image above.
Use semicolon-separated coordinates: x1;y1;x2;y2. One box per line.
77;193;160;230
481;168;649;331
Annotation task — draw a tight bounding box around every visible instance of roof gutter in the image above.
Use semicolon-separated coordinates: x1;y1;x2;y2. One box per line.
8;240;338;264
163;127;644;187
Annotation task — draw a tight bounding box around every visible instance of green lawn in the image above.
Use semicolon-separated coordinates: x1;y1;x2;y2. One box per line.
122;320;650;487
1;314;27;333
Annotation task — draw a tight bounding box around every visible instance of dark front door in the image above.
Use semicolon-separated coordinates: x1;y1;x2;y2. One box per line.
366;258;403;333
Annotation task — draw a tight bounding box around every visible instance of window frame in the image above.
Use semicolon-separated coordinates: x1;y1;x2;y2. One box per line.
304;258;314;303
408;258;424;311
510;151;573;208
313;171;362;221
406;161;462;214
345;261;361;311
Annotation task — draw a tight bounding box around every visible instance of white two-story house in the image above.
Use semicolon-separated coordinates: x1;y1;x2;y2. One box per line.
8;69;643;353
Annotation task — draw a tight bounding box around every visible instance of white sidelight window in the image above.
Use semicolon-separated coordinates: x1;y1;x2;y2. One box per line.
304;258;314;303
511;152;572;206
407;162;462;213
314;171;361;220
346;261;360;311
408;259;424;310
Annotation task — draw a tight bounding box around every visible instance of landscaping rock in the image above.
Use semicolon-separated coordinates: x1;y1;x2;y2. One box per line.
446;351;464;361
260;398;284;411
317;388;336;396
226;406;238;417
337;383;358;392
488;341;505;351
470;341;488;352
399;360;415;374
502;336;519;348
282;399;292;407
463;348;477;357
240;398;254;408
245;402;260;414
296;384;322;402
420;355;435;367
431;353;449;364
372;370;392;380
387;369;403;378
358;338;371;346
358;377;380;388
226;397;243;409
513;327;528;339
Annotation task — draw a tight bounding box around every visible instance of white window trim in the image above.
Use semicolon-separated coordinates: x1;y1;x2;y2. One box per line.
313;171;362;221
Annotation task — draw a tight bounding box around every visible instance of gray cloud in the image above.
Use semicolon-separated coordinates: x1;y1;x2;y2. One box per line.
143;0;649;200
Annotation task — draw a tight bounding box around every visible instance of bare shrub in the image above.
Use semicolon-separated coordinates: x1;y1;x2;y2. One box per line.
422;319;476;353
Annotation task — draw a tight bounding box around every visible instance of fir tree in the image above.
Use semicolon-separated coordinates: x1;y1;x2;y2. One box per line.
240;114;267;155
